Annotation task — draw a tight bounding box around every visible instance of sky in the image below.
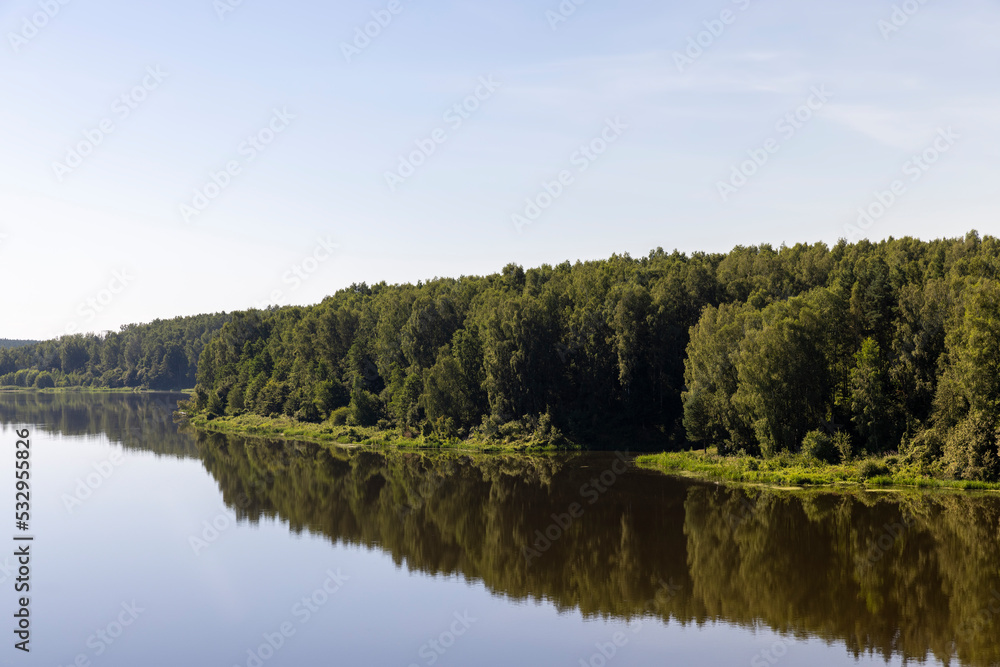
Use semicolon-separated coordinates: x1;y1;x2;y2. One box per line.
1;0;997;340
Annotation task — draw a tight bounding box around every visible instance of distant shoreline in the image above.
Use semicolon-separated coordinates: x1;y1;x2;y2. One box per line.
0;387;192;394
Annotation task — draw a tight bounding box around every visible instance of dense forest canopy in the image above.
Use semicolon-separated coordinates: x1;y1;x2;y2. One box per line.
6;232;1000;480
0;313;231;390
186;231;1000;479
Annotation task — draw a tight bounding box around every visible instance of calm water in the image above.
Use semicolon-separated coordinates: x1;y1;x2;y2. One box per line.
1;392;998;667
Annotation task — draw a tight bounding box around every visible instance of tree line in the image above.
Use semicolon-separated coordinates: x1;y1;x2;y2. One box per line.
7;232;1000;480
187;231;999;479
0;314;231;390
0;340;37;349
196;232;1000;479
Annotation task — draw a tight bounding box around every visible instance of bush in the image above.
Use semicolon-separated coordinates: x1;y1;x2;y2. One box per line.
294;401;322;424
858;459;891;480
940;412;1000;482
330;406;351;426
206;390;226;418
902;428;943;468
349;389;381;427
256;379;289;417
802;430;840;464
833;431;854;462
33;371;55;389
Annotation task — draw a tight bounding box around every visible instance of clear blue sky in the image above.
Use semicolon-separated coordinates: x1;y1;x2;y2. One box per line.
1;0;997;339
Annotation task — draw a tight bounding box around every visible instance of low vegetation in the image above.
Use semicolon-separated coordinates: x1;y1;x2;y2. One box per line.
636;447;1000;491
183;409;578;453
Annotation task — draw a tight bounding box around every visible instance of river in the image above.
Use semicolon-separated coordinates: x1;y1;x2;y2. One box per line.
1;392;997;666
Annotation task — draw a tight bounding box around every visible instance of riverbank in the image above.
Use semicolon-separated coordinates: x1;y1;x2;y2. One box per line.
182;411;579;453
635;449;1000;491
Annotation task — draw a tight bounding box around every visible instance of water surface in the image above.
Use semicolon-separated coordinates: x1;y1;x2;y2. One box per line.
1;392;998;666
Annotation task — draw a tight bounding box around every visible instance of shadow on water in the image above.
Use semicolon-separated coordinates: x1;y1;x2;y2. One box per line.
3;392;999;666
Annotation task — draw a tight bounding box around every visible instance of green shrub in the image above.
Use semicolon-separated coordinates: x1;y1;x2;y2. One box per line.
833;431;854;462
349;389;381;427
294;401;322;423
33;371;55;389
941;412;1000;482
206;390;226;417
858;459;891;480
802;430;841;464
330;406;351;426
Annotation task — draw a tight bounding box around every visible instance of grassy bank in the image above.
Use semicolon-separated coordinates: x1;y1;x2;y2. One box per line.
182;411;580;453
635;449;1000;491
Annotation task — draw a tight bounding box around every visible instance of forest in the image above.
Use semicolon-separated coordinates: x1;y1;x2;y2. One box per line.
0;339;37;349
184;231;1000;480
6;232;1000;481
0;313;230;390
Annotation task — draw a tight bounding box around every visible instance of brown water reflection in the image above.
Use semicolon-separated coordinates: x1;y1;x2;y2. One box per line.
4;392;999;666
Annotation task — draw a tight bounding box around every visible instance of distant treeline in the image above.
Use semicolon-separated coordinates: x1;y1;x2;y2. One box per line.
0;314;231;390
187;231;1000;479
0;339;37;349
